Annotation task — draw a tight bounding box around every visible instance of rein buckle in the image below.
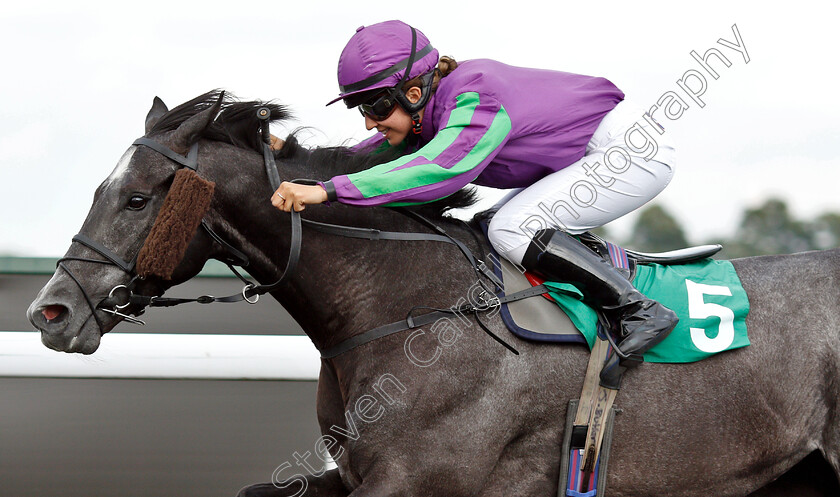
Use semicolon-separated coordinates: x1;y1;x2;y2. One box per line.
474;291;501;312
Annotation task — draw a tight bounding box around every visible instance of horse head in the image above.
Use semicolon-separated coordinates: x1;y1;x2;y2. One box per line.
26;90;291;353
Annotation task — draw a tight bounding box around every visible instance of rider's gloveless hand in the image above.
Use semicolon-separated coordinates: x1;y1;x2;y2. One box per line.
271;182;329;212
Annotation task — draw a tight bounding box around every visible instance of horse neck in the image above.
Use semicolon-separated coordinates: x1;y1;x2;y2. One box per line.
203;145;486;352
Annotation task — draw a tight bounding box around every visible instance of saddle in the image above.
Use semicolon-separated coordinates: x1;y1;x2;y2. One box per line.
484;227;722;345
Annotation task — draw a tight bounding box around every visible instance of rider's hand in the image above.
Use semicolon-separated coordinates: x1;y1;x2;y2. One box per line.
269;134;285;151
271;182;328;212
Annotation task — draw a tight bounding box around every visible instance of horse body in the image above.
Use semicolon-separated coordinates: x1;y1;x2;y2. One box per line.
302;251;840;497
27;92;840;496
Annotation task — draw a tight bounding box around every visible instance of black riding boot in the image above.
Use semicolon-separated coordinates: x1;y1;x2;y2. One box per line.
521;229;678;388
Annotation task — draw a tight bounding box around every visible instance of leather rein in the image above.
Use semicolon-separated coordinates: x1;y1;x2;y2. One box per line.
59;109;543;357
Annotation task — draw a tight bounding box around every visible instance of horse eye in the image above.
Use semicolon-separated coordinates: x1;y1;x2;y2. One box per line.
127;195;148;211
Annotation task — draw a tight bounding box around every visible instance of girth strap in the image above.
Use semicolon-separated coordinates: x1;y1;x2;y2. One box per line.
319;284;549;358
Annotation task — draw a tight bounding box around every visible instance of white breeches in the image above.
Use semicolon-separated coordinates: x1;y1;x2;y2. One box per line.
487;99;676;265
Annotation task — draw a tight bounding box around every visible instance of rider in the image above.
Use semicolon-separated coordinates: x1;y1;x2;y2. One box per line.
271;20;679;383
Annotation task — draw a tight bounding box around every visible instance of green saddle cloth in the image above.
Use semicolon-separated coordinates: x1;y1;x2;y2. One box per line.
543;259;751;363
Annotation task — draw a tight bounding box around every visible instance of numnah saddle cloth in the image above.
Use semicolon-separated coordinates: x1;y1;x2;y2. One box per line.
486;232;751;363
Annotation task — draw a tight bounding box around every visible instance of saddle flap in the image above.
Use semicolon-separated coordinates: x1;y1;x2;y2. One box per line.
494;257;587;344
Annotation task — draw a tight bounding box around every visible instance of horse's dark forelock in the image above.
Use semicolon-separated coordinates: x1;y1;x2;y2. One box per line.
151;90;480;219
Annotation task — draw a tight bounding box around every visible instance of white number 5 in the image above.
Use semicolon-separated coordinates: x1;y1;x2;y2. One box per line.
685;280;735;353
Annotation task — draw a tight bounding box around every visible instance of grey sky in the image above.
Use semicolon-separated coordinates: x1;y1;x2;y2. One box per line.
2;1;838;256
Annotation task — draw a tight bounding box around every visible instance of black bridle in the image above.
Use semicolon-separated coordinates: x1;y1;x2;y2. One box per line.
56;138;204;329
58;110;541;355
55;130;298;333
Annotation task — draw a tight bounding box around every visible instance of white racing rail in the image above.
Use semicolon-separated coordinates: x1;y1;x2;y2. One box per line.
0;332;321;380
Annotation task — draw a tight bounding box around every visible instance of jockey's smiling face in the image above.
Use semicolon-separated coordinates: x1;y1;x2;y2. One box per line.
362;86;424;146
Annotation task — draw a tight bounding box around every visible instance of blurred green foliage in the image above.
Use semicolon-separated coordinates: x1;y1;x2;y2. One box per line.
608;198;838;259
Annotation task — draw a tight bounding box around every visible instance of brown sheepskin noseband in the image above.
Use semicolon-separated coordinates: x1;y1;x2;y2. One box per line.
136;168;215;280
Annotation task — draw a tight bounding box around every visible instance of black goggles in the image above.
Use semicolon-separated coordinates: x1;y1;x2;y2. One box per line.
358;91;399;121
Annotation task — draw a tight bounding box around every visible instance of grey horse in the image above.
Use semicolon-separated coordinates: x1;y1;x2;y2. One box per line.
27;91;840;496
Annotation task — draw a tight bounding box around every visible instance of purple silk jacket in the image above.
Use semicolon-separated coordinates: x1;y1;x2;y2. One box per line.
323;59;624;206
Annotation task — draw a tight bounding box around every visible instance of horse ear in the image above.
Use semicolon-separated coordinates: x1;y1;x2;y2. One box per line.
169;92;224;154
144;96;169;134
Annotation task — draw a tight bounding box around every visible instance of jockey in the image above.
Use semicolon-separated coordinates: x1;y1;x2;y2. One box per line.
271;20;679;383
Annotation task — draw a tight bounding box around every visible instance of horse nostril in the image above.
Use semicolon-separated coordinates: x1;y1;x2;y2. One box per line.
42;305;67;322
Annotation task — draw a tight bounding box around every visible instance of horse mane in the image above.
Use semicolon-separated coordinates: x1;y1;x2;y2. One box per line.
148;89;290;155
150;90;480;219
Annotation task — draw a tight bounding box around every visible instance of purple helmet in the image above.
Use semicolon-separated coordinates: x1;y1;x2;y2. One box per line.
326;20;439;106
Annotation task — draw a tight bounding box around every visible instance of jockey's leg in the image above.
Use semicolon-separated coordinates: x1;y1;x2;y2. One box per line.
486;99;675;265
486;100;677;386
521;228;678;386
